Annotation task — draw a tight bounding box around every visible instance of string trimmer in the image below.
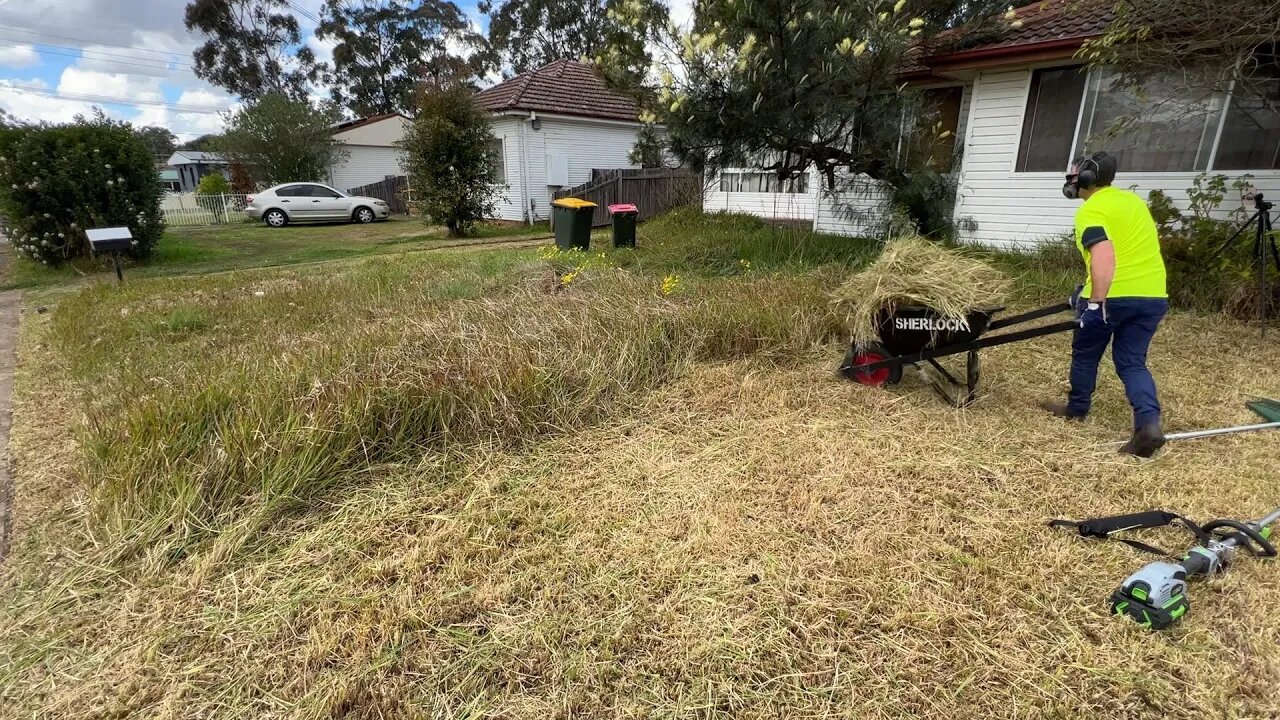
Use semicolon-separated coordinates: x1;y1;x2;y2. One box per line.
1051;508;1279;629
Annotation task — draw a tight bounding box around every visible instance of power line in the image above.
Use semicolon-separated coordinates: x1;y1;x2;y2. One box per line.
285;0;322;25
0;40;194;73
0;36;196;70
0;83;229;114
0;24;188;62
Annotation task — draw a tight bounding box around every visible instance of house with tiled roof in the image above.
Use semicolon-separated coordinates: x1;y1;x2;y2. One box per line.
708;0;1280;248
474;59;646;222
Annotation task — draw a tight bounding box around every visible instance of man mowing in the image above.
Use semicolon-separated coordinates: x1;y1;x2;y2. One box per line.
1042;151;1169;457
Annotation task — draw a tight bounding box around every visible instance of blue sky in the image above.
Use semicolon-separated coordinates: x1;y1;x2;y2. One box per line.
0;0;492;141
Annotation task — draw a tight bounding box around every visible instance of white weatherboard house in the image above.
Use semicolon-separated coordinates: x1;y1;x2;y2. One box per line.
475;60;646;222
710;0;1280;249
326;113;412;193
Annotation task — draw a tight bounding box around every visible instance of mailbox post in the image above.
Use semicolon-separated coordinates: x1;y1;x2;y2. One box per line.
86;227;133;284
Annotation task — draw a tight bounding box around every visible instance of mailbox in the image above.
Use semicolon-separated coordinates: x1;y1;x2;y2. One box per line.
86;226;133;283
86;226;133;253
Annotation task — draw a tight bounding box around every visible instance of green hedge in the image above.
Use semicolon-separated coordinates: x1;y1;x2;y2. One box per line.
0;116;163;265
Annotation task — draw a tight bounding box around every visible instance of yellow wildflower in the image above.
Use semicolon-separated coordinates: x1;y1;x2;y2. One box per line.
893;0;906;13
909;17;925;28
661;274;681;296
853;40;867;56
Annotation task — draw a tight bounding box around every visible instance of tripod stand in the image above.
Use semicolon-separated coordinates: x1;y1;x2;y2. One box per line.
1207;192;1280;330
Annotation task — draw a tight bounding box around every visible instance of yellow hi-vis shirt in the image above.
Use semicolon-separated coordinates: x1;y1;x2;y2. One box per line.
1074;186;1167;299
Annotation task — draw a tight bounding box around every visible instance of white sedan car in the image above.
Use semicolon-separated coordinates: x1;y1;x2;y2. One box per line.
245;183;391;227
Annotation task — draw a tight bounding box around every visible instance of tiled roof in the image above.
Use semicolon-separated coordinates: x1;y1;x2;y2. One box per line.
908;0;1111;74
474;60;641;123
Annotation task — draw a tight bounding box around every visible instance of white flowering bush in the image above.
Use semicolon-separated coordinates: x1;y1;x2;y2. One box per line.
0;116;163;265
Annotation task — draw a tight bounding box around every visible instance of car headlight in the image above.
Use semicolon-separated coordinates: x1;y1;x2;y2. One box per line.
373;200;388;206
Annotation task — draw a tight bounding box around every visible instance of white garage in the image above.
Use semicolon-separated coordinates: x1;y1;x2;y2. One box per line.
326;113;411;193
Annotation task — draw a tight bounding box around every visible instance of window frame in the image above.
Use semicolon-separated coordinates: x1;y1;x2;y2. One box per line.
902;82;967;173
1014;63;1277;175
488;138;506;184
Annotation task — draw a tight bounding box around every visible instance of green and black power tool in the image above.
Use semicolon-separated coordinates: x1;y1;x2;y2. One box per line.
1052;507;1279;630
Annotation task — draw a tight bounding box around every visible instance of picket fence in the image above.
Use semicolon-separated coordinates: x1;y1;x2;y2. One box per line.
161;193;254;227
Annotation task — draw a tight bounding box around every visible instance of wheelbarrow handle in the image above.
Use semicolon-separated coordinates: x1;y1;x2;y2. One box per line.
987;301;1074;331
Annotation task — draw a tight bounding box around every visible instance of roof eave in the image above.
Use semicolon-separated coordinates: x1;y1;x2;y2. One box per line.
925;35;1094;71
484;106;640;124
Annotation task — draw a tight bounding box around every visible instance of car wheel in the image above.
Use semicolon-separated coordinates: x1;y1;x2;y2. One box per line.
354;207;375;224
264;209;288;228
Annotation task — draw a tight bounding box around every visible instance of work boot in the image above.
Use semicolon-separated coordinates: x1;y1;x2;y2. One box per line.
1119;423;1166;458
1040;400;1085;420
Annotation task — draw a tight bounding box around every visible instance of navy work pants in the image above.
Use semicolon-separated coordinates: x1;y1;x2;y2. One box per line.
1068;298;1168;428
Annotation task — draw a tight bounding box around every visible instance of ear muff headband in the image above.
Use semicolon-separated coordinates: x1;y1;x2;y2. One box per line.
1077;156;1101;190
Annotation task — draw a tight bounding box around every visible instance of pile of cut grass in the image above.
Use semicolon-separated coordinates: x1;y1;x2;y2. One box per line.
832;236;1012;345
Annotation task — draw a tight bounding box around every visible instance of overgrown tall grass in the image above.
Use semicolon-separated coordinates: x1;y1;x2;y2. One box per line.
629;208;881;274
48;251;846;554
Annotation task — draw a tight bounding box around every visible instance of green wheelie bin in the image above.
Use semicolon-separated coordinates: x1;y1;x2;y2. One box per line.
552;197;597;250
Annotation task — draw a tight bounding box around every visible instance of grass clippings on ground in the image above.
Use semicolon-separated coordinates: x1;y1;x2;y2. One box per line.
3;213;1280;719
3;311;1280;718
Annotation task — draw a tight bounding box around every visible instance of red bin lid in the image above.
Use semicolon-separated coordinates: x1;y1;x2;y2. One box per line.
608;203;638;214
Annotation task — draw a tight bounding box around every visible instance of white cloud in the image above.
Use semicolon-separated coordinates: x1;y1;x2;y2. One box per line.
308;32;338;69
0;77;101;125
57;67;165;102
0;44;40;68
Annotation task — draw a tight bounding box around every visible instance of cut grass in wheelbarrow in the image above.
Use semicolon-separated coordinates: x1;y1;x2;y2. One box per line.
833;237;1076;405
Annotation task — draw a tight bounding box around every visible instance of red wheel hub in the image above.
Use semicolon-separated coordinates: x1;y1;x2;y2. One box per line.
850;351;891;386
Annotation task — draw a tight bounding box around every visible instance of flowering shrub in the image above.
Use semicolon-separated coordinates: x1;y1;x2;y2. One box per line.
0;116;163;265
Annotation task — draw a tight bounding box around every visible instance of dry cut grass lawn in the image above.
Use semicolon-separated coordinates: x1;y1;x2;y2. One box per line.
2;211;1279;719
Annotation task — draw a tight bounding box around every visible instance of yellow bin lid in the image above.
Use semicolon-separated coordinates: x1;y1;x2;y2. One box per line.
553;197;597;209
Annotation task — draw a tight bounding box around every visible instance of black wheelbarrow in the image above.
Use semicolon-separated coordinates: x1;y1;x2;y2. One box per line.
839;302;1078;406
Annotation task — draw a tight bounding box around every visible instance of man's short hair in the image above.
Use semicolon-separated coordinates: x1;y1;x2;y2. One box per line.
1071;152;1118;188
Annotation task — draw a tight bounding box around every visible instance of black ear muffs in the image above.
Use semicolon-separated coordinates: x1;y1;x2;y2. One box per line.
1076;156;1101;190
1064;152;1115;199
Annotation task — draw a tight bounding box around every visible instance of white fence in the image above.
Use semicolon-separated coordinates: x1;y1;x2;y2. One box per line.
161;193;254;227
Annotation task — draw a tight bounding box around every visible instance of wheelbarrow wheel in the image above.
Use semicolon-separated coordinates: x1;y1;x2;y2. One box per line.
842;343;902;386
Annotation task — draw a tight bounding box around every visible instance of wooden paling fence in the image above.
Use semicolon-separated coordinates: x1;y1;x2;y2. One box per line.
348;176;410;215
554;168;702;227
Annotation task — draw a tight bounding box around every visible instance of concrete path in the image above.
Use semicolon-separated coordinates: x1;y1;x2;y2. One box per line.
0;285;18;563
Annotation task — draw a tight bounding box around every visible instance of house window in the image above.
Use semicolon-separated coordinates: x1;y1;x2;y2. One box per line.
1017;64;1280;173
1073;71;1221;172
718;172;809;193
489;139;505;183
904;86;965;172
1214;77;1280;170
1016;66;1089;172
